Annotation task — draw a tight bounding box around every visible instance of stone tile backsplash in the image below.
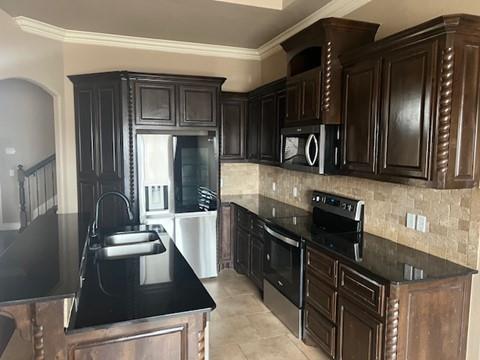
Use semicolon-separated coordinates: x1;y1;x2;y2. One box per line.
221;163;480;269
220;163;260;195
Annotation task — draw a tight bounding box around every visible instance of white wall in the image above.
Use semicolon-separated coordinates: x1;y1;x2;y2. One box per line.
0;9;70;214
0;79;55;223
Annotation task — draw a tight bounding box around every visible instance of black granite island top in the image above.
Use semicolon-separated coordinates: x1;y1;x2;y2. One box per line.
70;225;215;331
0;209;215;333
0;209;89;306
224;195;477;284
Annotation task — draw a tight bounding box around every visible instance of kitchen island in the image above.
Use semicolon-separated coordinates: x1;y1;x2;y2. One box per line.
0;210;215;359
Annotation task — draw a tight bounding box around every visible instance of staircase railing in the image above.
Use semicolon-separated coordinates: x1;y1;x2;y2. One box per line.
17;154;56;230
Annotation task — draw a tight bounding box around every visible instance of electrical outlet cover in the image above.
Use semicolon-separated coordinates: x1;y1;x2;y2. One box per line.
406;213;416;229
416;215;428;232
293;186;298;197
272;182;276;191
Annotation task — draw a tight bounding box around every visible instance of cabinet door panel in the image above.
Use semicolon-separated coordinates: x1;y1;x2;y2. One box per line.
336;296;383;360
285;81;301;126
305;303;336;358
97;85;122;180
179;85;217;127
259;94;277;162
249;236;264;290
76;89;96;177
342;59;380;174
301;70;321;121
78;181;96;222
221;98;246;160
220;205;233;269
135;82;176;126
247;98;260;160
98;181;126;230
235;227;250;275
380;40;437;179
70;327;186;360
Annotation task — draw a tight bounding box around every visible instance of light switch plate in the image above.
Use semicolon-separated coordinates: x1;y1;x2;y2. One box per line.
272;182;276;192
406;213;416;229
293;186;298;197
220;178;224;188
416;215;428;232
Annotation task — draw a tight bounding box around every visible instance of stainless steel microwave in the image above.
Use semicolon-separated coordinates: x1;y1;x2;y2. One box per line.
280;125;340;174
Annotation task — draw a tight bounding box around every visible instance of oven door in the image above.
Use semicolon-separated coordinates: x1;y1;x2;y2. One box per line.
264;224;304;307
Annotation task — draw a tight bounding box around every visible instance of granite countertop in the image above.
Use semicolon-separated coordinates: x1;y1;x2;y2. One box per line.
70;225;215;331
222;194;310;219
224;194;477;284
0;210;215;332
0;210;88;306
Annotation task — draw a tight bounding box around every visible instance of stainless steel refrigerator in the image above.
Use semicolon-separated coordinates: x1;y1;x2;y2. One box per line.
137;132;218;279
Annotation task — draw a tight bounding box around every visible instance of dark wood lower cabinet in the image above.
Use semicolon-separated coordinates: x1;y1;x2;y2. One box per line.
0;299;209;360
249;235;264;290
235;226;250;275
336;296;383;360
305;303;336;358
232;204;264;291
304;243;473;360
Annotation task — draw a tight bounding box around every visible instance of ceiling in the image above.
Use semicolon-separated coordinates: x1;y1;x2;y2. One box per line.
0;0;333;48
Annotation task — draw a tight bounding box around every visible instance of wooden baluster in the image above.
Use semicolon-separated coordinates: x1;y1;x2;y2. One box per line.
17;165;27;230
35;171;40;220
43;165;49;214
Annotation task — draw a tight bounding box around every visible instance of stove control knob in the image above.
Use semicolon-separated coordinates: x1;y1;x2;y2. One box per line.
341;203;347;210
347;204;354;212
316;196;320;202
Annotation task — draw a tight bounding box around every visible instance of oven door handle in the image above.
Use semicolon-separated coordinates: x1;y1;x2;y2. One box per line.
305;134;318;166
264;225;300;248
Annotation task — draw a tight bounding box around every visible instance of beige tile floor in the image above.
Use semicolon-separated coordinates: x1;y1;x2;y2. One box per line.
202;269;329;360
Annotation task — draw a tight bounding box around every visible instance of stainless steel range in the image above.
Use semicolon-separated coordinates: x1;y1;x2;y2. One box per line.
263;191;364;339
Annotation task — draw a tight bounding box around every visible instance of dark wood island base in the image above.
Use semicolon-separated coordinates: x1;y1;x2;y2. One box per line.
0;299;210;360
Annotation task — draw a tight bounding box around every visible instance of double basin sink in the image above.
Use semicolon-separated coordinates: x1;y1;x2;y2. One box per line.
94;230;166;260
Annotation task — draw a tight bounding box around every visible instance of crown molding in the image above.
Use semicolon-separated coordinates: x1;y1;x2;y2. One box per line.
14;0;370;61
14;16;261;60
257;0;372;58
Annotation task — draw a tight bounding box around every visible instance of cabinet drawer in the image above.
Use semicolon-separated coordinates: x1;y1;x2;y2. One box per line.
338;264;385;316
236;207;252;231
305;303;336;358
307;246;338;287
306;272;337;322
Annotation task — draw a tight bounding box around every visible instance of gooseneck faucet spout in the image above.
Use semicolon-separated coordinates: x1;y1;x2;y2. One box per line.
90;191;134;238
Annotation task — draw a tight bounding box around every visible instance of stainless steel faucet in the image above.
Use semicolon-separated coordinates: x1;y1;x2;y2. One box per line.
90;191;134;237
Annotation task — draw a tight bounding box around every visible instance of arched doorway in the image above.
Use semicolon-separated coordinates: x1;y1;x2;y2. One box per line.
0;78;56;233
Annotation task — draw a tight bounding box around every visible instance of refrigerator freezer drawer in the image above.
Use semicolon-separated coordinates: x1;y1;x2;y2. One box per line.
174;212;217;279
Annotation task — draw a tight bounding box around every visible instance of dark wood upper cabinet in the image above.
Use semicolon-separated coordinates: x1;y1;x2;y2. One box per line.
342;59;381;175
285;81;301;124
246;78;286;165
281;18;379;126
247;97;260;161
259;93;277;162
379;40;437;180
70;71;224;225
135;81;176;126
220;92;247;160
340;14;480;188
179;85;218;127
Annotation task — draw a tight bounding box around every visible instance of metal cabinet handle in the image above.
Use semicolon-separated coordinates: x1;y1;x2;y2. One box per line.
305;134;318;166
